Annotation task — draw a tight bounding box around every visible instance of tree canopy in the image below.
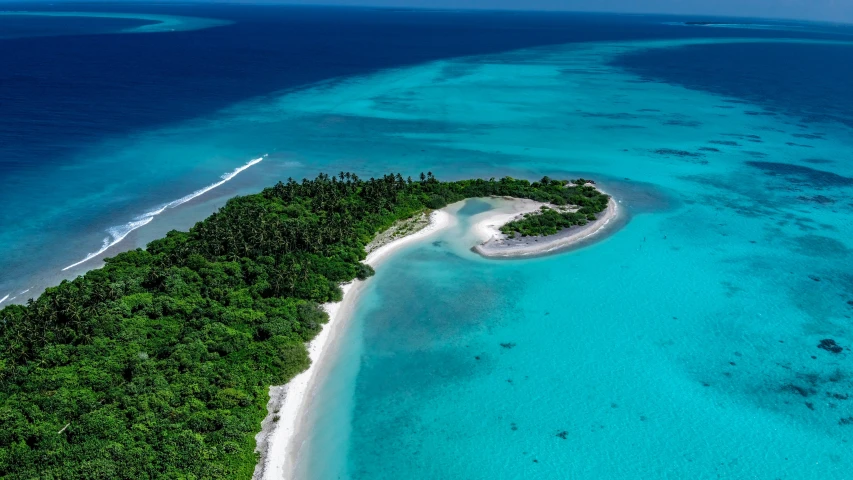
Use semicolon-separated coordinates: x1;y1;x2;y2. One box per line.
0;172;607;479
499;178;610;237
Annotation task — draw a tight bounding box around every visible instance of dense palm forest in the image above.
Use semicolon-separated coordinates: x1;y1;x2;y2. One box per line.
0;172;607;479
499;179;610;237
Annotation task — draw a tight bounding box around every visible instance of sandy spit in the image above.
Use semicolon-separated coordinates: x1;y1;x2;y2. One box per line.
473;196;620;258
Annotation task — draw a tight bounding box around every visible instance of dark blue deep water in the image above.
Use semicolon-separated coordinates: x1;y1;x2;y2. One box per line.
614;41;853;128
3;5;849;168
1;5;673;166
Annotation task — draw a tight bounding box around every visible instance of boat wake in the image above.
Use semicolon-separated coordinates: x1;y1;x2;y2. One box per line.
62;155;266;272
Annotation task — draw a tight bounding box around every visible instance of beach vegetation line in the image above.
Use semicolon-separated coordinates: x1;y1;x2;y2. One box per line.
0;172;605;479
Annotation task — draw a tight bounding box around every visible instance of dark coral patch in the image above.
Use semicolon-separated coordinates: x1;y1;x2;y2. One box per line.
782;383;816;397
798;195;835;204
746;161;853;187
792;235;851;257
818;339;844;354
597;124;647;130
664;119;702;127
580;111;638;120
652;148;703;158
792;133;824;140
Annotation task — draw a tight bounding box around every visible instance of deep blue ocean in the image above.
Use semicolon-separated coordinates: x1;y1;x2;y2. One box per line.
2;4;853;479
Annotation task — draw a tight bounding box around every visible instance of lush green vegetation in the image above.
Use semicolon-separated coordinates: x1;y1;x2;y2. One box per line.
499;178;610;237
0;172;606;479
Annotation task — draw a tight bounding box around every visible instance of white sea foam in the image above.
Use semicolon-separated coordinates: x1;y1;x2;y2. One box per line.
62;155;266;272
0;294;8;304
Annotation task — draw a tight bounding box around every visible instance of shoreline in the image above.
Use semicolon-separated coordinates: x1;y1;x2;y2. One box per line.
473;196;620;258
253;209;454;480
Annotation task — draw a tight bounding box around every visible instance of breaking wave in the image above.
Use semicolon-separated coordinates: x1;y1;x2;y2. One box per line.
62;155;266;271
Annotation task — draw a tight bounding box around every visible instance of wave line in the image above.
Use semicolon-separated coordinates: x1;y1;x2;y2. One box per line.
62;155;266;272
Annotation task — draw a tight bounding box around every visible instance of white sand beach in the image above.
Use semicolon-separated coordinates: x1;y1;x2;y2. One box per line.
471;197;548;243
254;209;454;480
473;195;620;258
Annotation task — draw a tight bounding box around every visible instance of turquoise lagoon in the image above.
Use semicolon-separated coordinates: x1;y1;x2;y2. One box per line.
4;26;853;477
279;39;853;478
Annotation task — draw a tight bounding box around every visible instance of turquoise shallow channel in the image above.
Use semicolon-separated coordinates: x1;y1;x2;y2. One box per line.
286;38;853;479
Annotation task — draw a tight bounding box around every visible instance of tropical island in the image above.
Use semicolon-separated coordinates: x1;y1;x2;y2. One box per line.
473;178;617;257
0;172;613;479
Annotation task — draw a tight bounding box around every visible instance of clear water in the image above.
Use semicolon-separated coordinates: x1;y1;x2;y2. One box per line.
2;7;853;479
290;38;853;479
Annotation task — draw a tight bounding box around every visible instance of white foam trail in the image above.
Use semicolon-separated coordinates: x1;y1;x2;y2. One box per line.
62;217;154;271
62;155;266;271
162;155;265;211
19;288;30;295
0;294;9;305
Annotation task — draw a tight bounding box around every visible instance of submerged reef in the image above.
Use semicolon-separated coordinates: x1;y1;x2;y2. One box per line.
652;148;704;157
747;161;853;187
818;339;844;354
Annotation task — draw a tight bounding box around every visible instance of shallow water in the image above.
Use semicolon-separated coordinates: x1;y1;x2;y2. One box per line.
2;8;853;479
300;197;853;479
287;37;853;480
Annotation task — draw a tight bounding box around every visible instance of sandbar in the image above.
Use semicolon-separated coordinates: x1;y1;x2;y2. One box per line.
473;195;620;258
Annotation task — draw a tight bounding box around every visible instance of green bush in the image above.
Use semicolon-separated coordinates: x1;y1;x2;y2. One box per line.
499;182;608;237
